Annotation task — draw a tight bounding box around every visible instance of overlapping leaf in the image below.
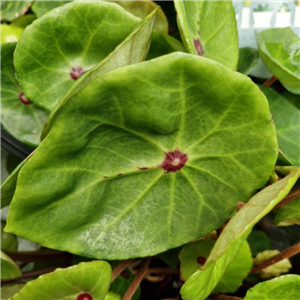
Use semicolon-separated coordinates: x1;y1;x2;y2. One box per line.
244;275;300;300
180;170;299;300
237;47;259;75
0;1;32;22
1;251;21;280
7;53;277;260
260;86;300;166
9;261;111;300
1;42;49;147
31;0;71;17
256;28;300;94
273;196;300;226
175;0;238;69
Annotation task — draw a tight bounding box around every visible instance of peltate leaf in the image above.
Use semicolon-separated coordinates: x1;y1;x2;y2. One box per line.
255;28;300;94
1;42;49;147
1;251;21;280
0;1;32;22
244;275;300;300
174;0;238;69
260;86;300;166
9;261;111;300
180;170;299;300
237;47;259;75
6;53;277;260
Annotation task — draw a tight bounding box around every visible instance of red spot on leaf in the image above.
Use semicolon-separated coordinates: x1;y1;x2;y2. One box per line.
193;39;204;56
103;176;108;179
121;270;130;279
70;66;85;80
196;256;206;265
161;150;188;173
19;92;31;105
117;173;122;176
139;167;148;170
77;293;93;300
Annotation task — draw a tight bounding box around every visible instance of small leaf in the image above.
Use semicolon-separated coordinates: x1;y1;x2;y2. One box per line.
0;1;32;22
260;86;300;166
1;251;21;280
1;283;25;300
9;261;111;300
273;196;300;226
1;221;18;253
1;42;49;147
175;0;238;69
31;0;71;17
237;47;259;75
7;53;277;260
247;230;271;257
255;28;300;95
180;170;299;300
244;274;300;300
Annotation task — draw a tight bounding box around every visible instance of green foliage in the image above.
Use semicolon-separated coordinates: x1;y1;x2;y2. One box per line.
1;1;299;299
253;4;272;12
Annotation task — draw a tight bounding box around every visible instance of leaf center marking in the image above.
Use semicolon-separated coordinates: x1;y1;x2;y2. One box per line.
197;256;206;265
19;92;31;105
77;293;93;300
193;39;204;56
70;66;85;80
161;150;188;173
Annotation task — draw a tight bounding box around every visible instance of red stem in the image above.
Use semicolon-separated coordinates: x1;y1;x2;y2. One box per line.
111;259;134;282
274;186;300;209
262;75;277;87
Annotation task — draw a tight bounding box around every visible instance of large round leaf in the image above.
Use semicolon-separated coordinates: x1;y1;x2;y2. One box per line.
255;28;300;95
6;53;277;259
1;42;49;147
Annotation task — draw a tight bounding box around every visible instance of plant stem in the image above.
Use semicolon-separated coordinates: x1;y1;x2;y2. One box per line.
209;294;243;300
274;186;300;209
4;249;72;263
122;257;151;300
249;241;300;274
262;75;277;87
111;259;134;282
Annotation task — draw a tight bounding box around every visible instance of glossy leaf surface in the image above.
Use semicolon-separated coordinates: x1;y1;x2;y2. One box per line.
42;6;158;138
1;251;21;280
0;25;23;44
175;0;238;69
237;47;259;75
260;86;300;166
9;261;111;300
7;53;277;260
1;42;49;147
256;28;300;94
180;240;252;293
181;170;299;300
244;275;300;300
0;1;32;22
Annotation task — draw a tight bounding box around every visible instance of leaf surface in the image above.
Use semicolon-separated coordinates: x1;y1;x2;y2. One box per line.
1;251;21;280
273;196;300;226
260;86;300;166
237;47;259;75
0;1;32;22
244;275;300;300
9;261;111;300
180;170;299;300
7;53;277;260
1;42;49;147
31;0;71;17
255;28;300;94
175;0;238;69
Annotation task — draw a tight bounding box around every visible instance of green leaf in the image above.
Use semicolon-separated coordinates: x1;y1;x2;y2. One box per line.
179;240;252;293
14;1;169;111
244;274;300;300
1;221;18;253
0;1;32;22
247;230;271;257
1;251;21;280
0;25;23;44
1;283;25;300
273;196;300;226
255;28;300;95
31;1;71;17
9;261;111;300
104;292;121;300
260;86;300;166
7;53;277;260
180;170;299;300
1;42;49;147
41;6;159;139
175;0;238;69
1;159;26;209
237;47;259;75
